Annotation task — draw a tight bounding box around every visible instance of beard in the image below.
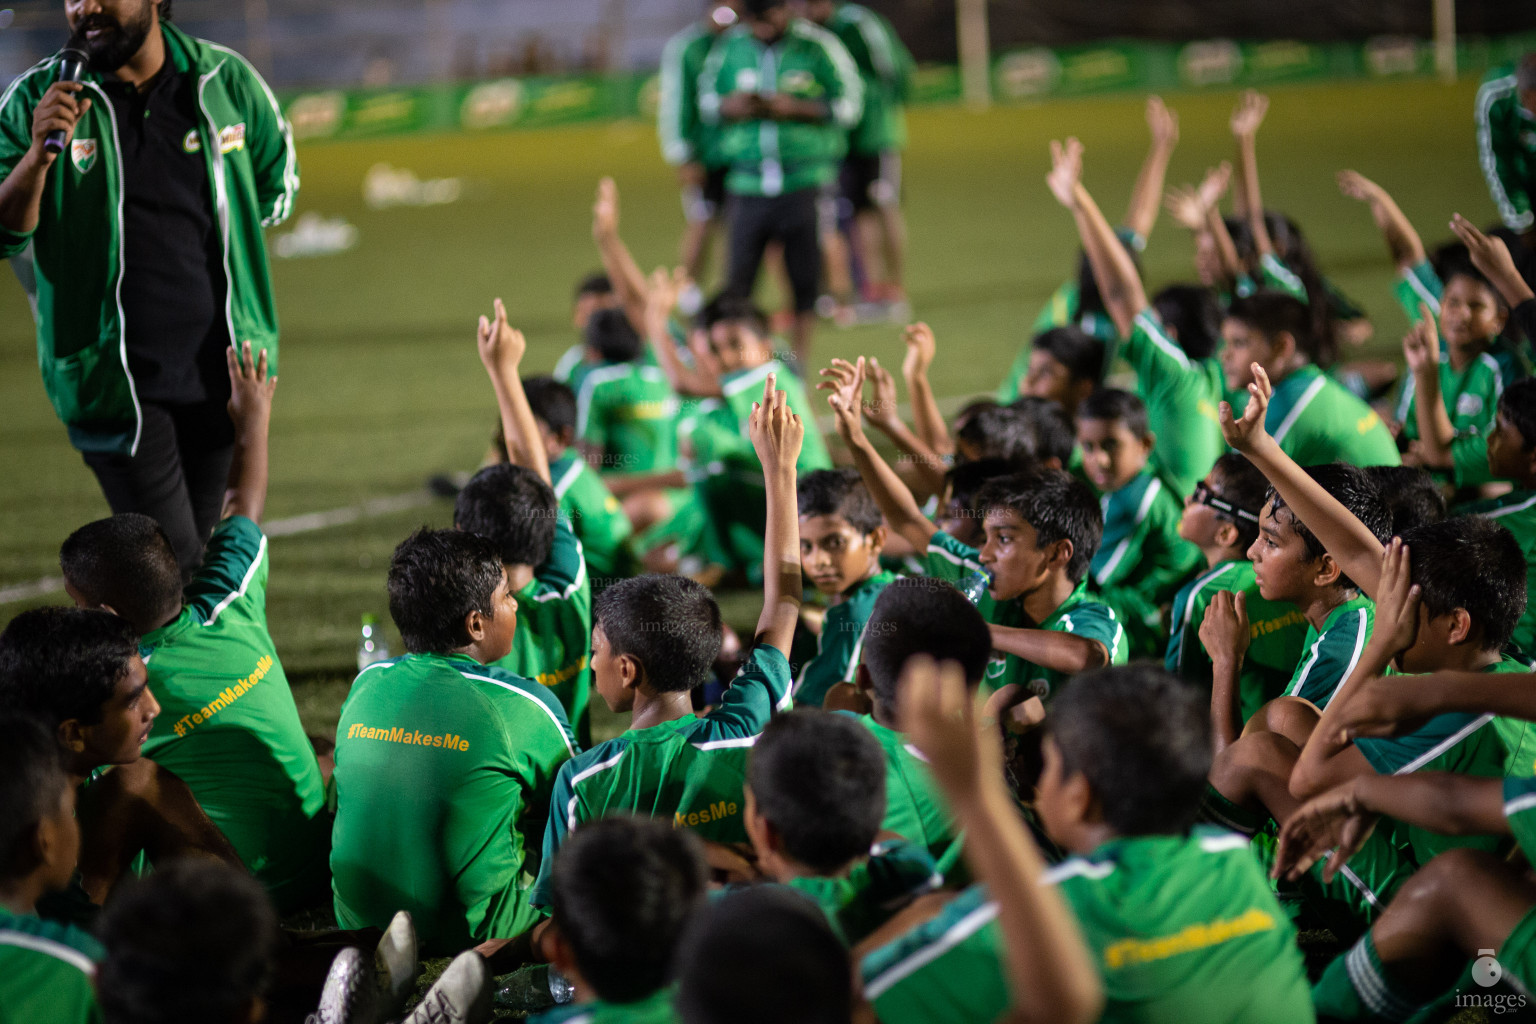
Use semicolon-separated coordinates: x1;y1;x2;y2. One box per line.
77;3;154;73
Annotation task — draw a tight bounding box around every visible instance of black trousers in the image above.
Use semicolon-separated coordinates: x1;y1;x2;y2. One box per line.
82;400;236;579
724;187;823;314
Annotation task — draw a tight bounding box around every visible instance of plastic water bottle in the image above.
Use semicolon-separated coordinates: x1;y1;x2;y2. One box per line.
356;614;389;672
959;570;991;605
494;964;575;1011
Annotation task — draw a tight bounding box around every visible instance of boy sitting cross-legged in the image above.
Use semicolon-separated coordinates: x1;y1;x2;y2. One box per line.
530;372;806;909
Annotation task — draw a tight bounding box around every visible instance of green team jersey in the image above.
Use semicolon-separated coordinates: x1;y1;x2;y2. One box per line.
862;828;1313;1024
784;839;940;945
1234;253;1309;303
699;20;863;197
575;362;679;475
1394;259;1444;322
1165;560;1309;726
658;22;724;169
139;515;330;914
490;514;593;744
997;276;1129;403
856;714;960;878
719;360;832;473
822;3;913;156
1476;64;1536;233
924;530;1126;699
530;987;678;1024
1245;364;1400;468
332;653;576;953
550;449;636;582
1112;309;1226;498
793;570;897;707
0;910;102;1024
1459;488;1536;657
1392;344;1522;450
532;646;794;906
1090;470;1203;659
1283;595;1374;710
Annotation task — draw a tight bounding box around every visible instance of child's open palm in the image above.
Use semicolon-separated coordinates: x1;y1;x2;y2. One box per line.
749;374;804;473
1230;90;1269;139
1218;363;1274;453
1046;137;1083;208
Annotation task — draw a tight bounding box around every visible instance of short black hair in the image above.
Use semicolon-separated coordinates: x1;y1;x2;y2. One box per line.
1441;263;1508;312
1032;325;1107;384
675;885;850;1024
1048;664;1211;836
0;715;68;880
552;816;707;1004
593;575;722;692
944;457;1037;517
0;607;139;730
1501;380;1536;451
1207;453;1267;551
747;710;887;873
1006;396;1077;466
1361;465;1446;534
701;293;769;337
741;0;788;17
97;860;278;1024
386;528;506;655
975;470;1103;583
1152;284;1222;361
454;463;558;568
1403;516;1527;652
59;514;182;630
1225;291;1325;365
524;375;578;437
861;577;992;711
159;0;174;20
575;272;613;300
1266;464;1392;593
1077;388;1150;439
797;469;882;534
585;307;644;363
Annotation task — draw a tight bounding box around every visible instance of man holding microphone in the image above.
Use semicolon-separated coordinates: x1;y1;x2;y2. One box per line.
0;0;297;577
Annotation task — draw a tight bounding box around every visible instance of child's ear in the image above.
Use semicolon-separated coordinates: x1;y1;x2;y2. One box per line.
866;525;888;557
1048;538;1075;573
1312;553;1343;589
1446;608;1476;646
462;608;487;644
1141;431;1157;456
1065;769;1097;825
56;719;87;756
619;653;643;692
854;662;874;697
1214;521;1241;550
1272;331;1299;366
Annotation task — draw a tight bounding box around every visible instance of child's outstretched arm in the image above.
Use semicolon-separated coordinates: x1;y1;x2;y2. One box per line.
1404;306;1456;467
863;353;946;498
1123;96;1179;245
591;177;652;334
1220;364;1385;596
221;341;277;524
900;657;1104;1024
477;298;550;485
1337;171;1427;273
646;267;722;397
1231;91;1274;259
1451;213;1536;308
902;322;953;457
1048;137;1145;340
751;373;805;656
822;357;939;551
1325;667;1536;749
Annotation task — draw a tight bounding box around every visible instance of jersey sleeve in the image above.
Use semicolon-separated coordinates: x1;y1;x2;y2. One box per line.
575;379;609;453
816;28;863;131
530;755;584;907
1477;73;1535;232
230;49;299;228
1394;261;1443;321
922;530;985;584
1058;599;1128;666
704;645;794;739
0;65;45;256
535;514;588;600
181;515;269;625
1285;607;1371;709
1165;579;1204;677
658;31;699;166
1258;254;1308;301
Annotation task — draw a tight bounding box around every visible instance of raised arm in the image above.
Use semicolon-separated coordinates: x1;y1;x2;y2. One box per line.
863;354;946;497
899;657;1103;1024
645;266;722;397
1337;171;1426;273
1123;96;1179;244
477;298;550;485
1451;213;1536;308
1404;307;1456;466
1048;137;1145;339
221;342;276;524
750;373;805;656
901;322;954;457
591;177;652;334
1231;91;1274;260
1220;365;1384;596
823;358;939;551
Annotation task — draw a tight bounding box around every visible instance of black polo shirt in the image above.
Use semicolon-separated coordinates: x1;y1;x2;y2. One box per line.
103;66;229;404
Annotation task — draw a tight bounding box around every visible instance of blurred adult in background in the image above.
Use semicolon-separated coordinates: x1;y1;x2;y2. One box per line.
0;0;297;578
700;0;861;366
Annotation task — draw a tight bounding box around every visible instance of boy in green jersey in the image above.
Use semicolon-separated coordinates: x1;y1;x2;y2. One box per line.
793;469;894;707
1461;380;1536;655
0;716;101;1024
1076;389;1202;658
1220;291;1400;468
533;817;706;1024
994;324;1105;415
59;344;329;913
332;525;577;953
0;608;240;916
1166;454;1308;740
1047;133;1227;498
744;709;940;945
861;662;1312;1024
574;309;682;479
532;374;805;905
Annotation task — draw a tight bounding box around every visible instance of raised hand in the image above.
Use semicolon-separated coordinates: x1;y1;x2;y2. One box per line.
226;340;276;436
1046;137;1084;209
1217;364;1274;454
865;356;901;430
592;176;619;239
749;372;804;475
1450;213;1534;303
1198;590;1251;669
476;297;526;375
819;356;868;448
1370;538;1422;662
1163;185;1207;232
1146;95;1179;149
1197;161;1233;209
902;321;936;379
1230;90;1269;139
1401;305;1438;377
898;655;1001;802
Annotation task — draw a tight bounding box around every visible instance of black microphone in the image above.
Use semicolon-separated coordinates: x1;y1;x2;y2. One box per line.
43;31;89;156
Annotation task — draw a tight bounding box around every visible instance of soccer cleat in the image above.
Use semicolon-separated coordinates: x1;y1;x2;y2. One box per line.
375;910;421;1019
400;951;493;1024
306;946;380;1024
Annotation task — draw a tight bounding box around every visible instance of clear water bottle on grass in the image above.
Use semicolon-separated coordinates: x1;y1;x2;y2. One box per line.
494;964;575;1012
356;614;389;672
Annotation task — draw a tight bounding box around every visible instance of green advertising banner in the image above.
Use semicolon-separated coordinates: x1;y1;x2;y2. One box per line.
281;33;1536;144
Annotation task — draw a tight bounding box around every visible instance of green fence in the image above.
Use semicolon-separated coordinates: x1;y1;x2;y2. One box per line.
279;33;1536;144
